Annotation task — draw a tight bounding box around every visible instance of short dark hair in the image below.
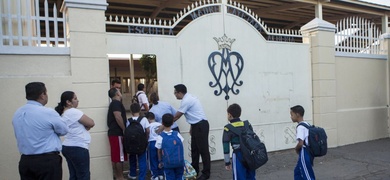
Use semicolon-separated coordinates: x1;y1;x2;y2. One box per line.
150;92;159;105
162;113;174;127
25;82;46;100
291;105;305;117
111;79;121;86
130;103;141;113
174;84;187;94
108;87;118;98
145;112;155;120
137;83;145;91
227;103;241;118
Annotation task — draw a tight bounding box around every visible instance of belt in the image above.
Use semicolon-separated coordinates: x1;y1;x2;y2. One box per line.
191;120;207;126
22;151;59;156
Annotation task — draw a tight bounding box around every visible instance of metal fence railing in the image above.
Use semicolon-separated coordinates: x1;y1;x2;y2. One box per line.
335;16;383;55
0;0;67;49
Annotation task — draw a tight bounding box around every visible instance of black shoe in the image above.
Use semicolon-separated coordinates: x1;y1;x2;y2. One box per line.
197;174;209;180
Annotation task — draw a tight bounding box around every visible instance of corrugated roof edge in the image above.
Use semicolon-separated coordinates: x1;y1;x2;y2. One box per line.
339;0;390;10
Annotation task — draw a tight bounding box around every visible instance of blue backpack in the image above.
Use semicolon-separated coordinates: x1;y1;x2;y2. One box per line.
298;123;328;157
161;131;184;168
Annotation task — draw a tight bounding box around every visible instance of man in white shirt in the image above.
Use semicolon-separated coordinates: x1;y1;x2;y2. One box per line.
136;83;149;116
173;84;210;180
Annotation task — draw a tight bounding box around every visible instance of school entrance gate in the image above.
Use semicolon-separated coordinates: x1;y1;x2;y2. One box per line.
106;1;312;161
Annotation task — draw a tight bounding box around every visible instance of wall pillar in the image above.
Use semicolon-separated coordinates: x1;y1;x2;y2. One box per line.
381;33;390;136
382;15;388;33
61;0;111;179
301;18;338;147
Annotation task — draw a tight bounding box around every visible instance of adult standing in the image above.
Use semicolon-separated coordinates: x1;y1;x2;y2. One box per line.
55;91;95;180
136;83;149;116
107;87;127;180
12;82;69;180
149;92;180;132
173;84;210;180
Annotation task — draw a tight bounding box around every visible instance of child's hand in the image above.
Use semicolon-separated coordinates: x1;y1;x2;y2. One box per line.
225;165;231;171
158;162;163;169
155;125;163;134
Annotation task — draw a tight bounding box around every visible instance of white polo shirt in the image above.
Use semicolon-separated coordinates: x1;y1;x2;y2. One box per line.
178;93;207;124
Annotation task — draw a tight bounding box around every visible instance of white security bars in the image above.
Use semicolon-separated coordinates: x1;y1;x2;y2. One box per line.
335;16;383;55
0;0;67;48
105;0;302;42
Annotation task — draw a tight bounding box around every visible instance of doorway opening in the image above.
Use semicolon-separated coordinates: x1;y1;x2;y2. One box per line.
108;54;157;110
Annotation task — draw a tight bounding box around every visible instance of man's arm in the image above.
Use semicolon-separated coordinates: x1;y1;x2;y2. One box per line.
142;103;149;111
113;111;126;131
295;139;304;154
50;110;69;136
173;111;183;122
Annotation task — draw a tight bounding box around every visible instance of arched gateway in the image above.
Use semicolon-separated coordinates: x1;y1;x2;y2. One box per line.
106;0;312;160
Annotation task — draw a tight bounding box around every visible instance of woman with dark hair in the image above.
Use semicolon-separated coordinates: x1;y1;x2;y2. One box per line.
149;92;180;132
55;91;95;180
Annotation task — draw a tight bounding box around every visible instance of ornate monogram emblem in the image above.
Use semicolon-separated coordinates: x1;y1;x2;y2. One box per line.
208;34;244;100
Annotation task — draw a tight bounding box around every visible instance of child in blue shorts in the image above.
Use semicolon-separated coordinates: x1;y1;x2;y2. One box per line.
155;113;185;180
290;105;316;180
145;112;164;180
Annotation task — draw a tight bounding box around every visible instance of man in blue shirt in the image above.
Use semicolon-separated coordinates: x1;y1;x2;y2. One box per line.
173;84;211;180
13;82;68;180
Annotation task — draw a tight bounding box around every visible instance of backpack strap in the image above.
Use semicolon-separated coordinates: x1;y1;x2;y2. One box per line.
297;122;311;129
297;122;310;146
136;92;144;102
136;116;143;123
226;120;249;136
128;116;143;124
226;124;240;136
243;120;250;129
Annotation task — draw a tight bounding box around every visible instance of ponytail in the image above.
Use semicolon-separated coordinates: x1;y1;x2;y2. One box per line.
55;102;65;115
55;91;75;115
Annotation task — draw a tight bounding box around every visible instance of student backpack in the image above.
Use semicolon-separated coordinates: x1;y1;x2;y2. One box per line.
124;116;148;154
298;122;328;157
132;92;143;104
161;131;184;168
226;120;268;170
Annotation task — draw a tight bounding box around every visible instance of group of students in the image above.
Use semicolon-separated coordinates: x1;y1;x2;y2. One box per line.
108;81;212;180
12;81;315;180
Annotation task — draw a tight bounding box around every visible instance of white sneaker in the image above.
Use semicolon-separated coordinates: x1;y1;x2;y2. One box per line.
127;174;136;180
151;177;159;180
158;175;164;180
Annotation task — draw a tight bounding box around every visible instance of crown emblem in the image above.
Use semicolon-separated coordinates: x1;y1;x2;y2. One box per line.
213;34;235;50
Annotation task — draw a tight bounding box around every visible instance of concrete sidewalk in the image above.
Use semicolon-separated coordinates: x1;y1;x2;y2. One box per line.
209;138;390;180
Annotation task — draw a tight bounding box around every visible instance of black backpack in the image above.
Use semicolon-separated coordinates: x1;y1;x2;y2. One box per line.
124;116;148;154
298;123;328;157
132;92;143;104
226;120;268;170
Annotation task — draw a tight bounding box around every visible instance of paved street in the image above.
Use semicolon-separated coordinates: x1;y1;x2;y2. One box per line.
208;138;390;179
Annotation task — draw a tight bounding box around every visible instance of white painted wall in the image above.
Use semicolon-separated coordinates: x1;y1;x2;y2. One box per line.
336;56;388;145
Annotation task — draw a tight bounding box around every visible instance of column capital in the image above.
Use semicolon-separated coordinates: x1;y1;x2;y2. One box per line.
301;18;335;34
61;0;108;12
